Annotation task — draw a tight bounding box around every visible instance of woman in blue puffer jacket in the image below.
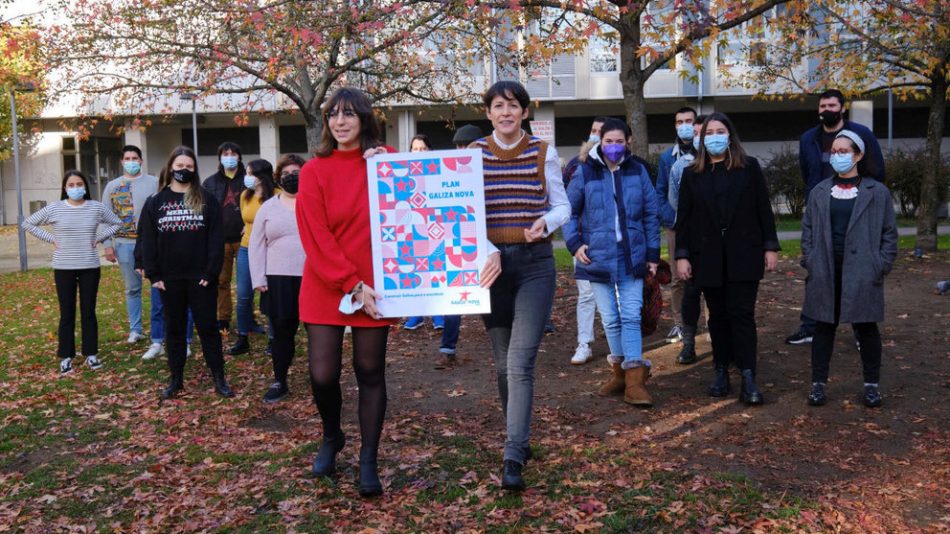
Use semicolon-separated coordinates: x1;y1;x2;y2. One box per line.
563;118;661;407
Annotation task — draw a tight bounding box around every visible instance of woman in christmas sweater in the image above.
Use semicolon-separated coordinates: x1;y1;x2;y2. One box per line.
139;146;232;399
296;87;395;498
800;130;898;408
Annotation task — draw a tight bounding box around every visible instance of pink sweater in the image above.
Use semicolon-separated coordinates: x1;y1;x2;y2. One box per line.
248;195;305;289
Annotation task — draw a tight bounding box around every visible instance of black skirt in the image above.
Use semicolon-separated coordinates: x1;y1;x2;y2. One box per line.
261;275;302;320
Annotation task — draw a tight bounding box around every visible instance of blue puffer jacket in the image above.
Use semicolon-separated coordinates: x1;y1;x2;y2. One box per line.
563;146;661;283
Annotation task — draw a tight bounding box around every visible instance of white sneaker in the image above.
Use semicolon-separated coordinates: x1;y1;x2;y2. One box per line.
85;355;103;370
186;345;192;358
570;344;593;365
60;357;73;375
665;325;684;341
142;343;165;360
127;332;146;344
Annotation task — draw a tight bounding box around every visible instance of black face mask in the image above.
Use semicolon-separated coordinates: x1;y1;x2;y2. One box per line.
281;171;299;194
819;110;843;128
172;168;195;183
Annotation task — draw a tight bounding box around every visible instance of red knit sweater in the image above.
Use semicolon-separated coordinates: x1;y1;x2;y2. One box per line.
296;147;396;326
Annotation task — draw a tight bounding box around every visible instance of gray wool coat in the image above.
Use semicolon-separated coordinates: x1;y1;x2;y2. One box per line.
800;178;898;324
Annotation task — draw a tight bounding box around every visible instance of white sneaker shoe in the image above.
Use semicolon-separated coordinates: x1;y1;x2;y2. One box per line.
571;344;593;365
85;355;103;370
142;343;165;360
127;332;146;344
60;357;74;375
186;345;192;358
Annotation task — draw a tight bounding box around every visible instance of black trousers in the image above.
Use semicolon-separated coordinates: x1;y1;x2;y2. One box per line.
702;281;760;371
681;277;704;328
54;268;101;359
811;256;882;384
160;279;224;374
270;317;299;383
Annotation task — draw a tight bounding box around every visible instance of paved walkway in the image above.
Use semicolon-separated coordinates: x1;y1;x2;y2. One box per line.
1;224;948;273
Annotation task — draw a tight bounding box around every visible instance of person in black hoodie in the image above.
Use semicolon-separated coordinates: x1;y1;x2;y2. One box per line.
203;142;247;333
140;145;233;399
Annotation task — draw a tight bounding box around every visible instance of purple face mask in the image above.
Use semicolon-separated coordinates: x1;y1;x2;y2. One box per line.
602;143;626;163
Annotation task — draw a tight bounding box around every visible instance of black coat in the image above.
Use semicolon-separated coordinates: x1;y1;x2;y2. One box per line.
202;163;246;243
673;156;780;288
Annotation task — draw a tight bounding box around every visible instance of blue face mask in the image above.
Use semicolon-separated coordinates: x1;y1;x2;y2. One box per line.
830;153;855;174
692;136;700;151
66;187;86;200
123;161;141;176
588;134;600;144
704;133;730;156
243;174;258;189
221;155;239;170
676;123;695;141
602;143;626;163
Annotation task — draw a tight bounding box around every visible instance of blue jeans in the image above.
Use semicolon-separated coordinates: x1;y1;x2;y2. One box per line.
151;286;193;344
482;242;555;465
115;242;143;335
590;267;645;369
236;246;254;336
439;315;461;354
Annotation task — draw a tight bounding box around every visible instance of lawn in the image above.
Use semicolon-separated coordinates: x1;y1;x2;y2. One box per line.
1;251;947;532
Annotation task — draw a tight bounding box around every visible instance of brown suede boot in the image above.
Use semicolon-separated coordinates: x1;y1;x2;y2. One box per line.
598;361;625;397
623;366;653;407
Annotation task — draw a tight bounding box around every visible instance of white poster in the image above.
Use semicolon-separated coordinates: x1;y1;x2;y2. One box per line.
367;149;491;317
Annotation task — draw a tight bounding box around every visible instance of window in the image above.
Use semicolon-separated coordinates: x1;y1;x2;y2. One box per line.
61;136;78;174
749;42;768;66
589;33;618;73
641;51;676;71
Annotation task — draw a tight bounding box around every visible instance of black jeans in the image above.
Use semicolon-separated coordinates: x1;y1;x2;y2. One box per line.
54;268;101;359
270;317;299;383
702;281;760;372
811;256;882;384
160;279;224;374
681;277;704;328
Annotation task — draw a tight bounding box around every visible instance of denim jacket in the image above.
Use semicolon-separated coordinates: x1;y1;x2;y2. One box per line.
563;145;661;283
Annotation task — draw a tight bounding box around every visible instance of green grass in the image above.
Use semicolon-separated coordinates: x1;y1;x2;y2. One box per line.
774;215;921;233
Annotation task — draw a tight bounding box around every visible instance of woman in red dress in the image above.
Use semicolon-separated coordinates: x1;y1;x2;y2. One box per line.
296;87;394;497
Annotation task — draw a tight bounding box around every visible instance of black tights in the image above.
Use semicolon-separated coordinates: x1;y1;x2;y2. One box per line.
306;324;389;451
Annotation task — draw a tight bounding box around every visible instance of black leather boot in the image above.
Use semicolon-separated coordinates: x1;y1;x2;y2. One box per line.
226;335;249;356
211;368;234;398
739;369;763;405
501;460;525;491
161;371;184;399
708;364;731;397
676;326;698;364
358;447;383;497
311;433;346;477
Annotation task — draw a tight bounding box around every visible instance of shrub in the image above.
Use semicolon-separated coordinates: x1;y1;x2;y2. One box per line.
883;147;950;217
763;146;805;218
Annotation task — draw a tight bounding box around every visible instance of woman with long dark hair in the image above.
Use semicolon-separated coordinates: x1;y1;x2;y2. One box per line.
23;170;121;374
139;146;232;399
249;154;307;403
674;112;779;406
228;158;277;355
296;87;395;497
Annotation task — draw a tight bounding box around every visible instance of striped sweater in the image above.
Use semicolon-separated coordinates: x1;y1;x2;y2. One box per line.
22;200;122;269
473;134;550;244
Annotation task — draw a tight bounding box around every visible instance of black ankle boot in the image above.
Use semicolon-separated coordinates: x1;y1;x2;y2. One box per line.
708;364;731;397
677;326;698;364
226;335;249;356
161;372;184;399
211;368;234;398
501;460;525;491
358;447;383;497
739;369;763;405
312;433;346;477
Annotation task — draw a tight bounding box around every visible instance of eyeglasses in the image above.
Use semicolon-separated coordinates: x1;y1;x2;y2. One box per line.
324;108;358;122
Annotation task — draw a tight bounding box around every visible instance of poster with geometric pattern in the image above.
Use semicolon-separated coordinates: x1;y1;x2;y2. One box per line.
367;149;491;317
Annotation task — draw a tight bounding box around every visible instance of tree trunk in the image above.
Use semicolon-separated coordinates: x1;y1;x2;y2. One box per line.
618;21;650;156
304;114;323;156
915;70;947;252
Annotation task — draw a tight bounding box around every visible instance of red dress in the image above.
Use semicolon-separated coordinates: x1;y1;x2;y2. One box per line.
296;147;396;327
